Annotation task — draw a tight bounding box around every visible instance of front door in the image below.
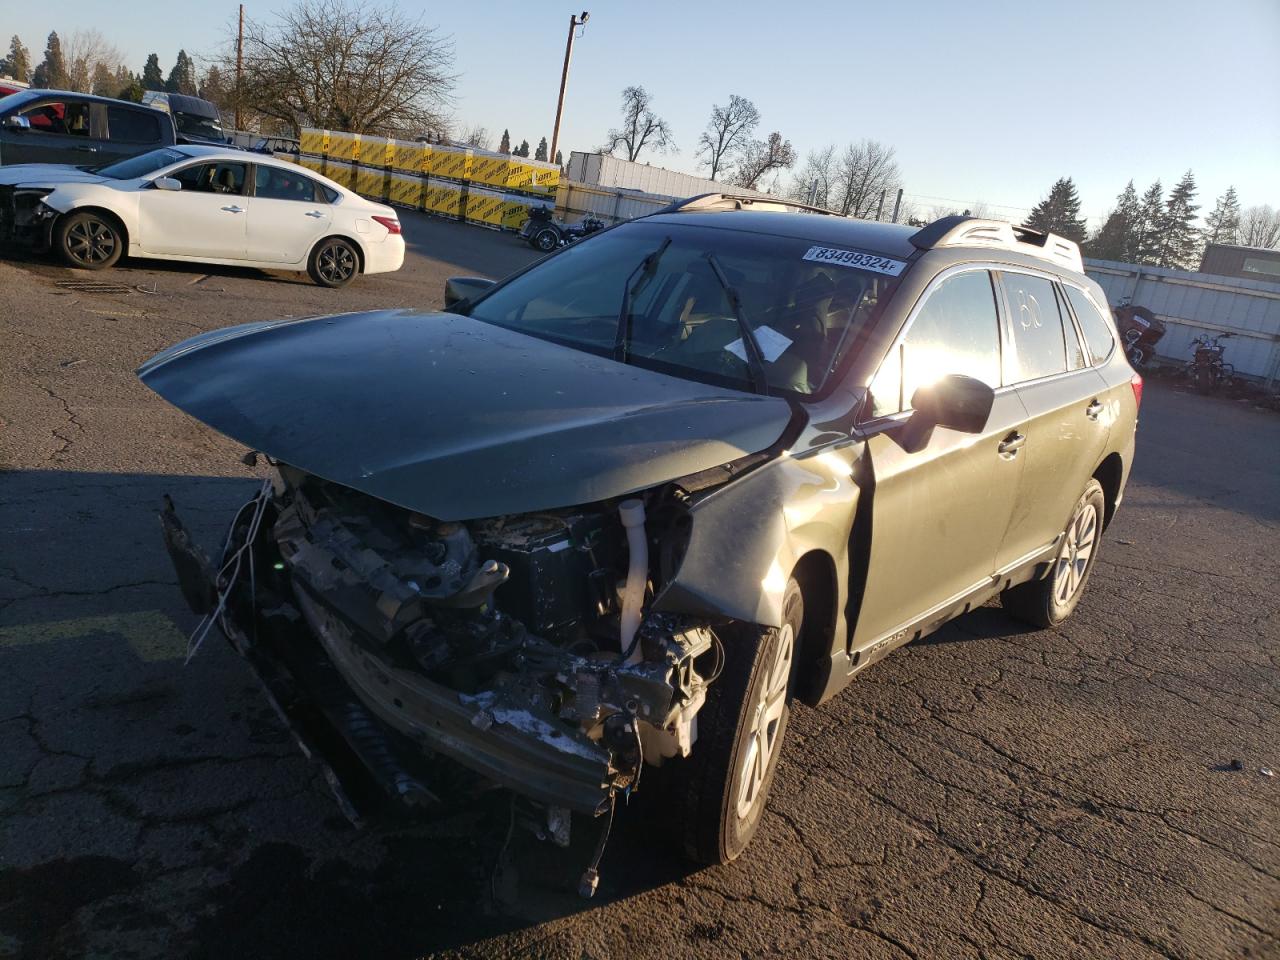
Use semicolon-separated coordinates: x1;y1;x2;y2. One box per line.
3;98;96;165
137;160;250;259
853;268;1026;652
245;164;332;264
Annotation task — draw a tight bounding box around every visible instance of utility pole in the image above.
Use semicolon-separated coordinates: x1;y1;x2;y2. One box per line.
549;11;589;169
235;3;244;132
891;187;903;224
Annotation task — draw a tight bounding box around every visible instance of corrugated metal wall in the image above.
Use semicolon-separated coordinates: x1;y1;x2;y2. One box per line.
1085;258;1280;383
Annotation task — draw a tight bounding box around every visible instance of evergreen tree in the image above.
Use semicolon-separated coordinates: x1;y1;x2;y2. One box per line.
1086;181;1141;262
31;31;67;89
555;149;563;167
516;139;530;158
141;53;164;91
91;61;116;96
534;136;548;162
199;66;227;106
1133;181;1164;265
498;129;510;154
1023;176;1088;243
116;77;144;102
4;36;32;83
1202;186;1241;247
1155;170;1199;270
166;49;197;96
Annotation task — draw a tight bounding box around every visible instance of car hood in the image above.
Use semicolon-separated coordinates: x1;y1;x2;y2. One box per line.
0;164;109;188
138;310;795;520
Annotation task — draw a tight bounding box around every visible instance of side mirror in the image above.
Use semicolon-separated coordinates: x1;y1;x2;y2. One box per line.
444;276;495;311
153;177;181;192
911;374;995;433
2;115;30;131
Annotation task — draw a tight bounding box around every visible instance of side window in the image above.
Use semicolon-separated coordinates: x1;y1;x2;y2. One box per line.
1064;286;1116;365
20;101;90;136
107;107;161;143
1058;286;1088;371
255;164;320;202
171;162;247;195
867;270;1001;417
1001;272;1067;383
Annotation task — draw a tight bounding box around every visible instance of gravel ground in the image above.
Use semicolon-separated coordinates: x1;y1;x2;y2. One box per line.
1;213;1276;960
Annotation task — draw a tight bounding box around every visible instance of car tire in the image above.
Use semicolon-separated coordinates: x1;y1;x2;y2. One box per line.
1002;478;1106;628
55;211;123;270
674;577;802;865
308;237;360;288
532;228;559;252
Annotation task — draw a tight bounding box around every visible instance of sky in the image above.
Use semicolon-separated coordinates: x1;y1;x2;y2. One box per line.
6;0;1279;228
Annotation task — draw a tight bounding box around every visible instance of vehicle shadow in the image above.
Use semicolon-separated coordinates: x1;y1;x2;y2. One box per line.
0;244;306;286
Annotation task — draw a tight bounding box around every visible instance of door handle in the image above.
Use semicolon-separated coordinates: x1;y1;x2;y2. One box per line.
221;205;244;213
1085;399;1103;420
305;210;325;218
74;145;98;152
998;432;1026;457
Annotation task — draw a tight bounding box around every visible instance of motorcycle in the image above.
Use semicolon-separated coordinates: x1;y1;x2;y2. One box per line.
1182;333;1236;394
1112;298;1166;369
519;206;606;252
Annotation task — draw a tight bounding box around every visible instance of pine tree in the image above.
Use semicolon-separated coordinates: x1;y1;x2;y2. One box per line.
1156;170;1199;270
166;49;197;96
31;31;66;89
1202;186;1241;248
554;149;563;167
534;137;548;162
1023;177;1088;243
141;53;164;91
1133;181;1164;265
199;66;227;106
498;129;510;154
516;139;530;158
1086;181;1141;262
91;61;116;96
4;36;32;83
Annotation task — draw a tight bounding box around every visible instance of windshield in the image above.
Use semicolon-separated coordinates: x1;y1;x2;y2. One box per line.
174;111;224;141
94;148;186;180
466;220;901;396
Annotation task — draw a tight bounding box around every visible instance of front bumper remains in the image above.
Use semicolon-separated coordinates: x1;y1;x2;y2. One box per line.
0;186;57;252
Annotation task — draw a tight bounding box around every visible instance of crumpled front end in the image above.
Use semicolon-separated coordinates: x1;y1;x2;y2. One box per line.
161;464;718;823
0;185;57;251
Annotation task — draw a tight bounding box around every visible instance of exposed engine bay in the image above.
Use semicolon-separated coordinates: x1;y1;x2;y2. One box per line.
162;462;722;882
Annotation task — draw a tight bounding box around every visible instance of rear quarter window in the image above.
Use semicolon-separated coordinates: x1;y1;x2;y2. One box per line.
1001;272;1068;383
1064;286;1116;365
108;107;163;144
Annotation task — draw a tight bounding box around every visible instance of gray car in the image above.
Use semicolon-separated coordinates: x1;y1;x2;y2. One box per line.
141;196;1140;886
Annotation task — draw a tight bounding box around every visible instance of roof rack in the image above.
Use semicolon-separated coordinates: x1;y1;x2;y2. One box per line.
657;193;841;217
909;215;1084;273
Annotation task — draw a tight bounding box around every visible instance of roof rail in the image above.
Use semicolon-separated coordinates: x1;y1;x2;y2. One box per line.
909;215;1084;273
657;193;841;217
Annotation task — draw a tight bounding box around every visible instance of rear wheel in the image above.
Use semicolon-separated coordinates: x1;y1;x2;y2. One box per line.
56;211;123;270
674;577;802;864
308;237;359;287
1002;479;1105;628
532;227;559;252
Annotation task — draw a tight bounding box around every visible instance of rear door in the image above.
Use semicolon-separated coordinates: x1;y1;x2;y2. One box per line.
245;163;333;264
5;97;96;164
853;267;1027;651
136;159;250;259
102;105;168;163
995;270;1111;568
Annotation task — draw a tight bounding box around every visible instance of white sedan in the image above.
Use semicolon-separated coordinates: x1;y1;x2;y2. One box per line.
0;145;404;287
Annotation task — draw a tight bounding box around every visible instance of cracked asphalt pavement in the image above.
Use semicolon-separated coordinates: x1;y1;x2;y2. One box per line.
2;213;1277;959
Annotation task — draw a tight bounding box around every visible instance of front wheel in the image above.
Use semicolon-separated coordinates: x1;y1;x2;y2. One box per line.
1002;479;1105;628
308;237;359;288
531;227;559;252
56;211;123;270
1195;364;1215;394
673;578;802;864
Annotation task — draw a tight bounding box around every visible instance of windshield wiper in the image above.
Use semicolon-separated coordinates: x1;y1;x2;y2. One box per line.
613;236;671;363
705;252;769;396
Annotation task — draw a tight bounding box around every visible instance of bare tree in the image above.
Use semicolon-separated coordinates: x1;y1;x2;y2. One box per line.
229;0;455;137
463;125;491;150
787;144;838;208
732;132;796;190
833;140;900;219
63;29;125;93
603;85;673;162
696;94;759;182
1239;204;1280;249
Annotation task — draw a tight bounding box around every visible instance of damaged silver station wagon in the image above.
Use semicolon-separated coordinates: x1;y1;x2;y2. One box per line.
141;196;1140;891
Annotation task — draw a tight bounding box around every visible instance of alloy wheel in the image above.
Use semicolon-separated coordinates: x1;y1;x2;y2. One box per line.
735;621;794;820
66;218;116;266
317;242;356;283
1053;502;1098;605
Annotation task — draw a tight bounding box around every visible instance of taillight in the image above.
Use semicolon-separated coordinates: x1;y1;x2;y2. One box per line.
372;215;401;235
1130;372;1143;410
